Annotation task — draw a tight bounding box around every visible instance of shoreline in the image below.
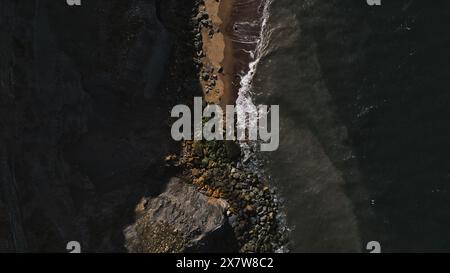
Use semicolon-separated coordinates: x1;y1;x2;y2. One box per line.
178;0;289;252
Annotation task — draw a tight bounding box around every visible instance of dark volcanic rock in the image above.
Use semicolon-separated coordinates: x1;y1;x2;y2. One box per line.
124;178;237;253
0;0;202;252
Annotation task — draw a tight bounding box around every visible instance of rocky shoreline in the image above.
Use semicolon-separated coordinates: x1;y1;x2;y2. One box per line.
125;0;288;253
184;0;288;253
176;0;287;252
177;139;288;252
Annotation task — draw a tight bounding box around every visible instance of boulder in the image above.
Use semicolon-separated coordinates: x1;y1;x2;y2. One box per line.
124;178;237;253
225;141;241;161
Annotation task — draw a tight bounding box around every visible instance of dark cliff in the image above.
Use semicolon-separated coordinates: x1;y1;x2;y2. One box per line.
0;0;200;252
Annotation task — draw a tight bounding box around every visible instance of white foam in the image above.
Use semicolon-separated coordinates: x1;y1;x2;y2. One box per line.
234;0;291;253
236;0;273;156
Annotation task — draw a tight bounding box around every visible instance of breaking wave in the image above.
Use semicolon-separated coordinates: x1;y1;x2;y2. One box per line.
234;0;291;253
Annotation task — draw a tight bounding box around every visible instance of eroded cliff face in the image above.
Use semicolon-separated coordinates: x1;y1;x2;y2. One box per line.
0;0;200;252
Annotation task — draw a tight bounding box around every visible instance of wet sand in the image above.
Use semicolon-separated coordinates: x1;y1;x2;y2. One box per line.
226;0;267;99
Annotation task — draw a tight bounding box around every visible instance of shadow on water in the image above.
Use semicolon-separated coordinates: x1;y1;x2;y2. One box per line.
253;0;450;252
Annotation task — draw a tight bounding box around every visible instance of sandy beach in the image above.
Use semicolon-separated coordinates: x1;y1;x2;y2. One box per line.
199;0;235;106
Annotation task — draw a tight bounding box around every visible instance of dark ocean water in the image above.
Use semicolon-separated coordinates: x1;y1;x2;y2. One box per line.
240;0;450;252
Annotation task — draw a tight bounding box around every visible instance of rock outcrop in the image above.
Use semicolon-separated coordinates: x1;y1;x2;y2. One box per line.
124;178;237;253
0;0;201;252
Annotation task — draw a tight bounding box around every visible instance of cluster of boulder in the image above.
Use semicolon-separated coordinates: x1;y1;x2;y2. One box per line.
191;3;223;95
202;65;220;95
179;140;288;253
192;6;211;61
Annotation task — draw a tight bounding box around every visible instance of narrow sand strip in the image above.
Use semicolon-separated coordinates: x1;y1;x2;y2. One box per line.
200;0;235;106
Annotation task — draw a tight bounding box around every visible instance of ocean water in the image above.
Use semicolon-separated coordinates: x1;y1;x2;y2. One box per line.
238;0;450;252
